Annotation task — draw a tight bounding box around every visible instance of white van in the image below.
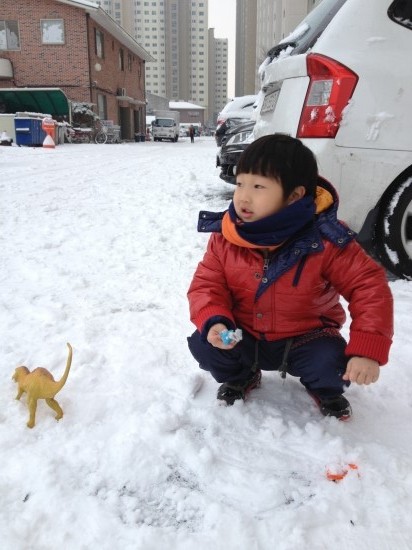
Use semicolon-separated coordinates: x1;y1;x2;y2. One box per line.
253;0;412;279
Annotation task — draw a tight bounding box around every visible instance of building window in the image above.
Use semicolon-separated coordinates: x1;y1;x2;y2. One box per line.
97;94;107;119
40;19;65;44
119;48;124;70
0;20;20;50
95;29;104;58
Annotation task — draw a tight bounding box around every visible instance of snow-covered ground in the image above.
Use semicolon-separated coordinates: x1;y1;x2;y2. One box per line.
1;137;411;550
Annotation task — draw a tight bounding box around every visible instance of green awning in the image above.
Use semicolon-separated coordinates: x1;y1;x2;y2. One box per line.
0;88;70;117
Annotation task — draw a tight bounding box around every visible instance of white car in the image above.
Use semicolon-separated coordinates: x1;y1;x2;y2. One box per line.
253;0;412;279
216;95;258;126
215;95;257;146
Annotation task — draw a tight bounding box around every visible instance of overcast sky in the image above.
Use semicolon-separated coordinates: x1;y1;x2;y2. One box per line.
208;0;236;98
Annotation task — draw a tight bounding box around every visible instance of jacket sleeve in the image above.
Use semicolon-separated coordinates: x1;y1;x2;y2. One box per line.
322;240;393;365
187;234;236;334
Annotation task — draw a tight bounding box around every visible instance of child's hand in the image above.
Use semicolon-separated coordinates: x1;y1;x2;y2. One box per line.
343;356;380;385
207;323;238;349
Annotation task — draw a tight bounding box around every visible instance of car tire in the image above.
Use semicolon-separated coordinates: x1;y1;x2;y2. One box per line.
375;174;412;279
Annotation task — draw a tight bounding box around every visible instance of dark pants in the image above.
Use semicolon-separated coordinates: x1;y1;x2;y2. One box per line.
187;329;350;399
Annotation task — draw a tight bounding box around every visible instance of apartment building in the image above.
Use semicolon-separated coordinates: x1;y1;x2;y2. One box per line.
97;0;229;124
0;0;153;138
110;0;208;109
208;28;228;126
236;0;321;95
235;0;257;97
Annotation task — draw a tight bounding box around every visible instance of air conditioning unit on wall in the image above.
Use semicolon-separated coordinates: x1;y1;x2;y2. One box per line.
0;58;13;79
117;87;126;96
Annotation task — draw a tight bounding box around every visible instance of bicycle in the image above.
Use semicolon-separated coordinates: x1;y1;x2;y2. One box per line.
94;120;121;144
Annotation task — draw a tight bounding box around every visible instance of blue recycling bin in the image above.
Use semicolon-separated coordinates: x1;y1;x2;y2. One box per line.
14;117;47;146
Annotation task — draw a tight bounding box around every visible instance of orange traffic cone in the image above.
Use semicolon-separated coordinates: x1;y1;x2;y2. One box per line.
43;133;55;149
42;117;56;149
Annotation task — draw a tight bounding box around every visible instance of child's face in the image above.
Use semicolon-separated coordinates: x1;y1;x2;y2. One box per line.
234;173;289;223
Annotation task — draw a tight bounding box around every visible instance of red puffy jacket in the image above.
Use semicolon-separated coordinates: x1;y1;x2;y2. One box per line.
188;232;393;365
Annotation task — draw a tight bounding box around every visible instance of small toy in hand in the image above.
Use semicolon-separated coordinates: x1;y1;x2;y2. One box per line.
220;328;243;345
12;343;72;429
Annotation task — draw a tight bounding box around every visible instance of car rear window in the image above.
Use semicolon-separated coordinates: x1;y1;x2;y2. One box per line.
388;0;412;30
267;0;348;61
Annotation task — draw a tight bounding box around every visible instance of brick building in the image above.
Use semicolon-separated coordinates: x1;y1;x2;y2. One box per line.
169;101;205;126
0;0;154;139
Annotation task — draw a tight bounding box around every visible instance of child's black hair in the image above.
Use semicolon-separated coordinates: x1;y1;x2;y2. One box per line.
236;134;318;198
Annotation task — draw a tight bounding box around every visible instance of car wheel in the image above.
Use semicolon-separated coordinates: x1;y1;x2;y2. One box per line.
375;175;412;279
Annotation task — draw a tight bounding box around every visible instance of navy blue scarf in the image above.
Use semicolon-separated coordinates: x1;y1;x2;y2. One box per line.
228;196;316;246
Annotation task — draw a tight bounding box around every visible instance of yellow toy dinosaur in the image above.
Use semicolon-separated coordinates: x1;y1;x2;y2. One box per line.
12;343;73;428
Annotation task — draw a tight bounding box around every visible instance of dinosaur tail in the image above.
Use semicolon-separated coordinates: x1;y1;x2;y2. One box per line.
56;343;73;392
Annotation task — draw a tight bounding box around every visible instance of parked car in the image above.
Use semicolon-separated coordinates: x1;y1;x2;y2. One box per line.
253;0;412;279
217;120;255;184
215;95;257;146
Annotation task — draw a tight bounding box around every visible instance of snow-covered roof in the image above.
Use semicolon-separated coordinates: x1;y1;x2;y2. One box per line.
55;0;154;62
169;101;205;111
56;0;100;9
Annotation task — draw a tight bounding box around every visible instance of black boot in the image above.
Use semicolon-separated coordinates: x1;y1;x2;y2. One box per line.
217;370;262;405
308;391;352;420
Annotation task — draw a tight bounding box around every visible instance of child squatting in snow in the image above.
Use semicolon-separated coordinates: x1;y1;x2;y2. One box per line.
187;134;393;419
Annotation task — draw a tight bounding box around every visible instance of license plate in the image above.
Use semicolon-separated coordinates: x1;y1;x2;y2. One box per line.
261;89;280;114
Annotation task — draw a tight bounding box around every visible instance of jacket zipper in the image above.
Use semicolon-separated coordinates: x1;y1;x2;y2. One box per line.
262;250;270;279
257;252;270;341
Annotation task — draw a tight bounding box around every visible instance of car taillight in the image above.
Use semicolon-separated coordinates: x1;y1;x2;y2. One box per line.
297;53;358;138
